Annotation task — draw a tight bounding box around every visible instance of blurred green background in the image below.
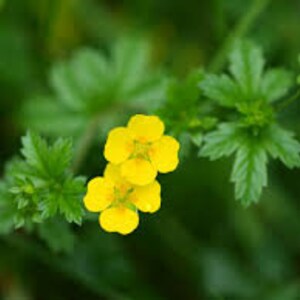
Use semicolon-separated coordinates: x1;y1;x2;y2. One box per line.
1;0;300;299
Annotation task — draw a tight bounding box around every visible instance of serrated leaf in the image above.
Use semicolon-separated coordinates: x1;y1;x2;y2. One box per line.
200;74;240;107
229;41;264;97
200;123;240;160
265;125;300;168
70;48;108;93
59;176;85;224
51;48;109;112
40;177;85;224
111;37;166;109
112;36;150;93
190;132;203;147
231;143;268;206
21;131;73;179
261;68;293;102
7;133;85;226
48;137;73;177
21;131;50;178
51;62;85;111
159;69;203;135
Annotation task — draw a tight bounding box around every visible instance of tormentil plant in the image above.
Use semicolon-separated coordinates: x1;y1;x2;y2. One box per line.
199;40;300;205
84;114;180;234
1;36;300;244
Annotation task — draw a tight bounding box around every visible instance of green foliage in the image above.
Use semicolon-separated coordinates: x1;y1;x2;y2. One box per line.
22;36;166;137
1;132;85;232
229;41;265;97
231;140;268;206
21;132;73;180
200;123;240;160
200;74;240;108
3;1;300;299
261;68;293;103
158;69;217;156
201;41;293;107
200;41;300;205
265;125;300;169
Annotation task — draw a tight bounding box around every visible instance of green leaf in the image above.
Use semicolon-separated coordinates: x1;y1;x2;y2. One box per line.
21;131;50;178
48;137;73;176
200;123;240;160
190;132;203;147
231;142;268;206
261;68;293;102
265;125;300;168
112;36;150;93
229;41;264;97
167;69;203;110
159;69;203;132
39;176;85;224
21;131;73;179
50;49;107;111
59;176;85;224
22;96;87;137
200;74;240;107
111;36;166;109
6;133;85;227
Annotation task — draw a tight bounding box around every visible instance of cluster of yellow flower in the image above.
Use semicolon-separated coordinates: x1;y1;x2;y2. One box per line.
83;114;180;234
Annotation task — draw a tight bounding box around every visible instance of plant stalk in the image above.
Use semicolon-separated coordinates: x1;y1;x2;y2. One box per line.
209;0;270;73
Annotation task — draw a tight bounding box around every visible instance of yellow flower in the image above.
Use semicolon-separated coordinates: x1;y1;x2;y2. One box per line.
83;163;161;235
104;114;180;186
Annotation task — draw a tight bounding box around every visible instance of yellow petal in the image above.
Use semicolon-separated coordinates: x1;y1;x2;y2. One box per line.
99;207;139;235
104;163;132;194
121;158;157;186
104;163;122;183
127;114;164;143
131;180;161;213
104;127;133;164
149;135;180;173
84;177;114;212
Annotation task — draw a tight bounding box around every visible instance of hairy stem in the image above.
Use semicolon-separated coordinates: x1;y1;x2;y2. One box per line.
275;88;300;112
71;115;101;173
209;0;270;72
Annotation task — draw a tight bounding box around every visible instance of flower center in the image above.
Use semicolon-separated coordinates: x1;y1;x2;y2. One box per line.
130;140;151;160
113;184;134;206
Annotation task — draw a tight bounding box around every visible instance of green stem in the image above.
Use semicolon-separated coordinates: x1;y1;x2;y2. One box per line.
71;115;101;173
209;0;270;73
275;89;300;112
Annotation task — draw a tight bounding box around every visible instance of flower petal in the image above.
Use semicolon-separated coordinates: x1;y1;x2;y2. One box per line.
104;163;132;194
127;114;164;143
104;127;133;164
149;135;180;173
104;163;122;183
99;207;139;235
121;158;157;186
131;180;161;213
84;177;114;212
